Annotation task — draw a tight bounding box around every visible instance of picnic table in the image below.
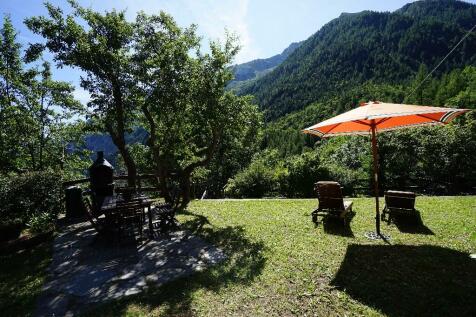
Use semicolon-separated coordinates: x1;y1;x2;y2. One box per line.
100;194;154;237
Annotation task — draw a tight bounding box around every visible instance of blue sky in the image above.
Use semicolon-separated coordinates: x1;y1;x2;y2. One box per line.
1;0;475;104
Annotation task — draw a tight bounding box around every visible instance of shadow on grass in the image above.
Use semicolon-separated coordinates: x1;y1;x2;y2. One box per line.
331;244;476;317
391;211;434;235
0;241;52;316
85;209;266;316
322;212;355;238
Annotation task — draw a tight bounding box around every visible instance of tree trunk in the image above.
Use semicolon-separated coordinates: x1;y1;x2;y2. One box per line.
141;104;172;202
109;77;136;187
119;144;137;188
157;163;172;203
106;122;137;187
178;172;191;210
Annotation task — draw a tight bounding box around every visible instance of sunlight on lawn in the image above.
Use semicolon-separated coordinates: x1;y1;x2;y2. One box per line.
84;196;475;316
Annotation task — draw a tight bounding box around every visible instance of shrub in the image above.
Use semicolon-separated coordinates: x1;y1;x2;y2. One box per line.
225;150;288;198
27;212;55;234
285;151;330;197
0;170;64;226
317;136;371;195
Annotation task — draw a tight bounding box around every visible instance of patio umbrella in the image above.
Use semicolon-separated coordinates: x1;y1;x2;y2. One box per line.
303;101;470;238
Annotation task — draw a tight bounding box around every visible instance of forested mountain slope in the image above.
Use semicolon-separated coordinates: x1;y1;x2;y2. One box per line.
238;0;476;120
228;41;302;90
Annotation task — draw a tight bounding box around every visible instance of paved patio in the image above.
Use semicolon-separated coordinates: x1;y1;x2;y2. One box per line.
34;221;225;316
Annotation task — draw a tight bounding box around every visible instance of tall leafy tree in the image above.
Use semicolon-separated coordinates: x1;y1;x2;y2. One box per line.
27;3;261;207
25;1;138;186
0;15;84;174
25;61;82;170
134;13;261;207
0;15;32;173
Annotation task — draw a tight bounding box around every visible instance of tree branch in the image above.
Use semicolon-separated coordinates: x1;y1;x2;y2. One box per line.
183;128;220;175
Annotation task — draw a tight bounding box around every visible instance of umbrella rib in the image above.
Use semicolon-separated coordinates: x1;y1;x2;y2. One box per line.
375;117;391;126
322;123;342;136
354;120;371;126
416;113;439;122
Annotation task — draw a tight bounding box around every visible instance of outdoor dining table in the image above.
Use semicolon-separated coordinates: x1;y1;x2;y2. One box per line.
100;194;154;237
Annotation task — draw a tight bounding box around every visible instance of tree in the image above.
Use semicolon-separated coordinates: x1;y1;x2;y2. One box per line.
25;61;82;171
25;1;138;186
0;15;32;173
27;3;261;208
0;15;85;175
134;12;261;207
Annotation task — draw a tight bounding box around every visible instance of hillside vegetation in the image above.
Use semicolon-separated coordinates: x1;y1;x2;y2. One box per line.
239;0;476;120
225;0;476;198
227;42;302;90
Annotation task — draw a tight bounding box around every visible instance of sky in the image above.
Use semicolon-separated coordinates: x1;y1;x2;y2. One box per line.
1;0;476;104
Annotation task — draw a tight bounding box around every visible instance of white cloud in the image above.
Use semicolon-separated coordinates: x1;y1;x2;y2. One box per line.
184;0;259;63
73;87;91;106
104;0;259;63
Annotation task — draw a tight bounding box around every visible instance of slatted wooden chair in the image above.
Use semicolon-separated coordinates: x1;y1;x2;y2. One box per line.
82;196;118;236
151;203;178;234
312;181;354;224
381;190;416;223
114;200;145;239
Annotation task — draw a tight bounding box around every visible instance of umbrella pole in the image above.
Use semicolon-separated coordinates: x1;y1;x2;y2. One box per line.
370;121;381;235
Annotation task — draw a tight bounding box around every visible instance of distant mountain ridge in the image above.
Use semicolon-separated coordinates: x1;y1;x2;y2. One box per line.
83;127;148;167
237;0;476;121
228;41;302;90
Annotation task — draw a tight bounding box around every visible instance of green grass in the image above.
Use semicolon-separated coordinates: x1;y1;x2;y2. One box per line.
85;196;476;316
0;240;52;317
1;197;474;316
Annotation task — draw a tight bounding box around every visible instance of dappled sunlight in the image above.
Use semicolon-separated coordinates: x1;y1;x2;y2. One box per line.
85;209;266;316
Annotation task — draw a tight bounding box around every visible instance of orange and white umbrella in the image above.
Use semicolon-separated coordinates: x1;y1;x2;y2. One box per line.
303;101;470;238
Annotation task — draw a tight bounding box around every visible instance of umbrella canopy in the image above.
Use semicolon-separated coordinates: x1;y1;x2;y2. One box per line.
303;101;470;238
303;101;469;137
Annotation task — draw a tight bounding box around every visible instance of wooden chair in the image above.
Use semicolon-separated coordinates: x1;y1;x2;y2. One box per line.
113;200;145;239
312;181;353;224
82;196;118;236
381;190;416;223
152;203;178;233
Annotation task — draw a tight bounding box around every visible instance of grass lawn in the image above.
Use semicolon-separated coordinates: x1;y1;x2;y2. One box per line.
86;196;475;316
2;197;475;316
0;240;52;317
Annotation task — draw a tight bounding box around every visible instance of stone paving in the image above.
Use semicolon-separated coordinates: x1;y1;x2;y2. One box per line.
34;221;225;316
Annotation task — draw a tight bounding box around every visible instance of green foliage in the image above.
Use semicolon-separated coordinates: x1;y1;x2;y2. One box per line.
0;170;64;225
200;104;263;197
225;150;288;198
225;149;332;198
26;1;140;184
116;143;153;175
132;12;262;206
317;137;371;194
27;4;262;206
246;64;475;198
0;15;85;176
379;117;476;194
263;81;407;158
238;0;476;120
27;212;55;234
0;241;51;316
284;151;329;197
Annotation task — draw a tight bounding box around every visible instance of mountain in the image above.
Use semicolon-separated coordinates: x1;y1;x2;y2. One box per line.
83;127;149;167
227;41;302;90
238;0;476;121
